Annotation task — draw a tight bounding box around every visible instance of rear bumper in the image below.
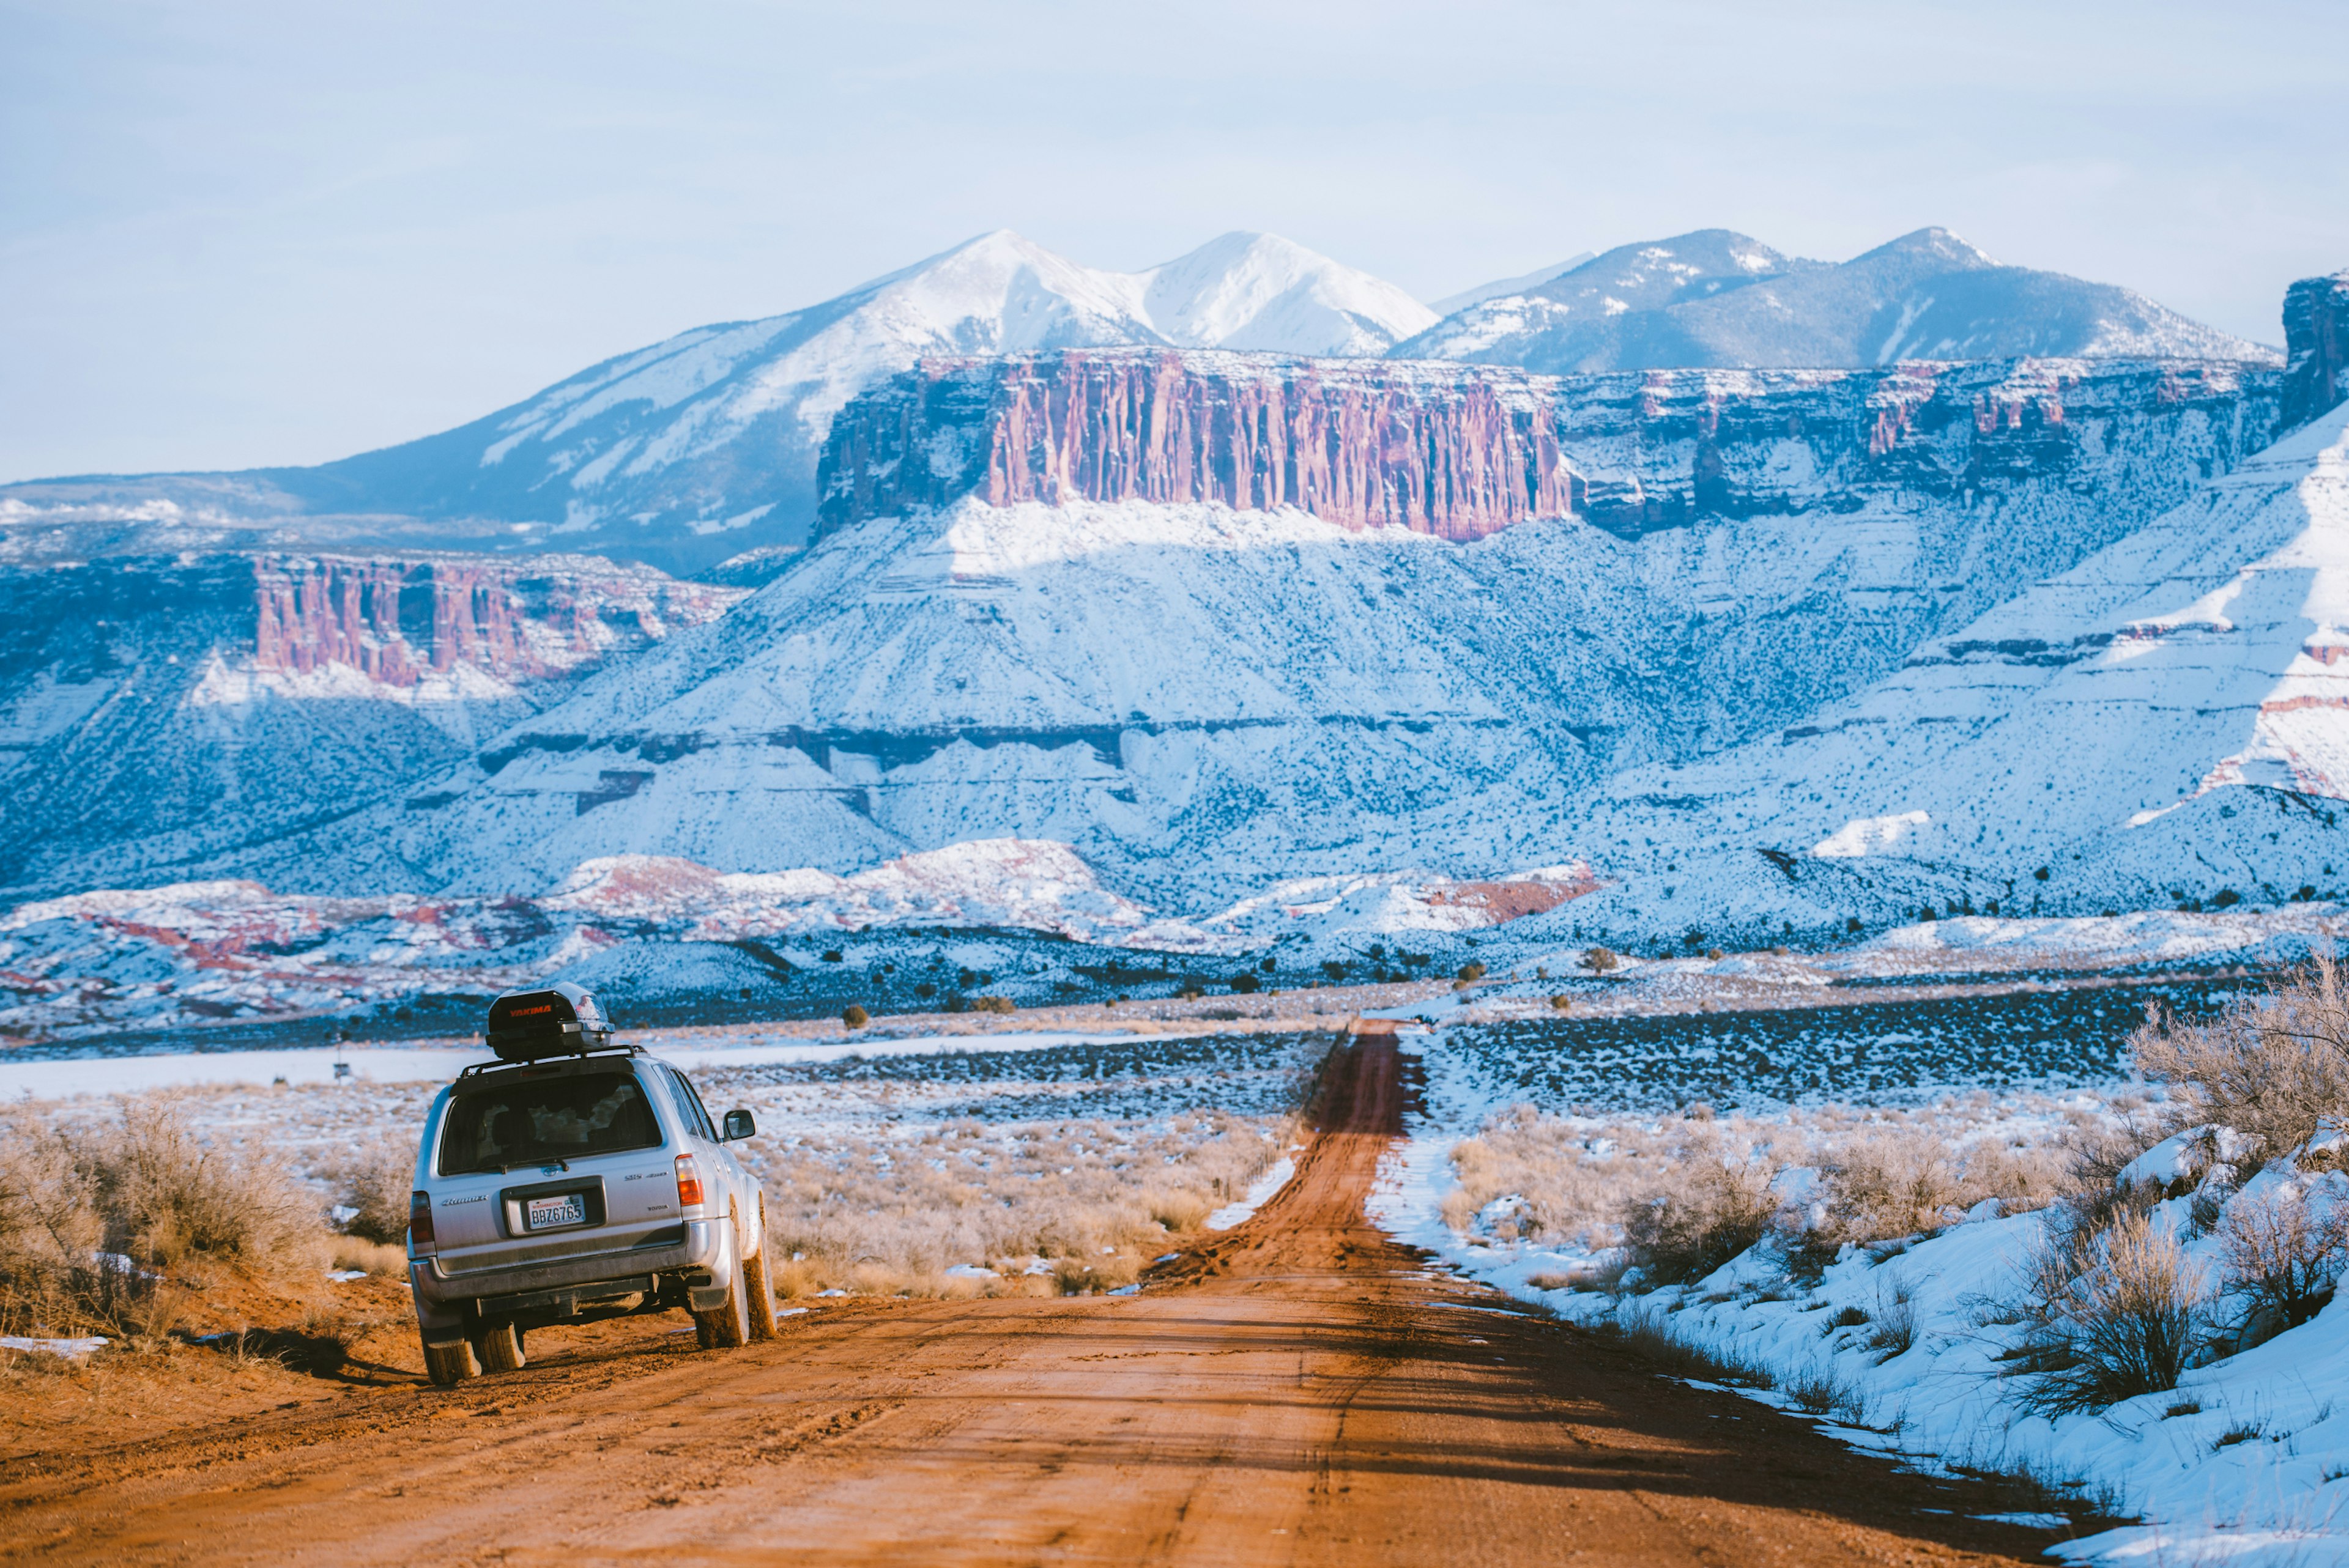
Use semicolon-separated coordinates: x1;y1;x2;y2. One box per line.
409;1219;725;1326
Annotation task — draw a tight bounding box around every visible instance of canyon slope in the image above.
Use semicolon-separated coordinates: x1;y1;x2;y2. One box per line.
1396;227;2276;375
174;345;2280;915
0;233;1434;577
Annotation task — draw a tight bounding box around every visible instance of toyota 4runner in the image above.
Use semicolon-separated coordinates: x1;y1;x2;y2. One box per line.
405;982;777;1384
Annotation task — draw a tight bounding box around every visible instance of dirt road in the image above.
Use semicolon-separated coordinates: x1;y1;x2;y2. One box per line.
3;1026;2079;1566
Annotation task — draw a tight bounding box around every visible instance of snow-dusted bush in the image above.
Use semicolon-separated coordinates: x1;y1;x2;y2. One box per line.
2216;1181;2349;1342
2017;1211;2209;1418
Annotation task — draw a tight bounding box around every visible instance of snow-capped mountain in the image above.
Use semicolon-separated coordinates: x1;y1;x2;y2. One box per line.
1395;227;2277;374
1138;231;1437;355
136;345;2276;917
0;232;1433;577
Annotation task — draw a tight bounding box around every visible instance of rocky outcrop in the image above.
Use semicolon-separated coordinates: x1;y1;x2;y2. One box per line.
820;349;2280;544
2281;270;2349;433
248;555;741;687
818;351;1575;543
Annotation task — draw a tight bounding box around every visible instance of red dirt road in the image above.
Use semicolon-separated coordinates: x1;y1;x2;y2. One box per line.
1;1025;2077;1566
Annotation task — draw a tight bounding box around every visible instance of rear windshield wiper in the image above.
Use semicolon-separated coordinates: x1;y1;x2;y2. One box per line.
494;1155;571;1175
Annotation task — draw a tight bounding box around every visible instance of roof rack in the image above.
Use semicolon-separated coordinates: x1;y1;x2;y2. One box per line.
458;1041;641;1080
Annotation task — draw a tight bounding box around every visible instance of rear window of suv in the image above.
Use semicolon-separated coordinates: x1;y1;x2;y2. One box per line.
439;1070;664;1175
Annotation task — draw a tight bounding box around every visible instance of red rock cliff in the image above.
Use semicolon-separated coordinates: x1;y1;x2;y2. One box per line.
249;555;741;687
820;348;2279;546
819;351;1576;544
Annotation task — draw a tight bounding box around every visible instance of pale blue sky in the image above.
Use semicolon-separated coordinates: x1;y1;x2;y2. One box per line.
4;0;2345;480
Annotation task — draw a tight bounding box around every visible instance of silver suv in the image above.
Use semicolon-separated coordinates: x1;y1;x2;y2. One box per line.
405;983;776;1384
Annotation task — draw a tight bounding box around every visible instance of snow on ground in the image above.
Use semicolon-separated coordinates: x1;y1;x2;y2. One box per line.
1204;1154;1299;1230
0;1030;1176;1101
1372;1028;2349;1566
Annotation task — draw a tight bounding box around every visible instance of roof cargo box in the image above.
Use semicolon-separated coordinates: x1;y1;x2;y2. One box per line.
484;982;614;1062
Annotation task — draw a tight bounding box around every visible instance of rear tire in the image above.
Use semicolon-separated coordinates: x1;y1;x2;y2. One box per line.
473;1320;525;1373
743;1245;779;1342
694;1251;752;1350
422;1335;480;1386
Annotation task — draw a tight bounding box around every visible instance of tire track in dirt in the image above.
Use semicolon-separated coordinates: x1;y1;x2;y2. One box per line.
1;1024;2092;1566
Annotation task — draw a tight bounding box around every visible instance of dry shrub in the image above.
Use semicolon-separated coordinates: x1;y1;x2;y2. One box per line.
2132;956;2349;1162
1956;1138;2069;1216
748;1111;1295;1297
2015;1120;2167;1267
1442;1110;1650;1247
0;1108;127;1339
329;1237;410;1276
1620;1152;1776;1287
1820;1129;1963;1243
80;1100;314;1265
2217;1183;2349;1342
0;1098;324;1341
2018;1211;2208;1416
1818;1127;2076;1248
324;1139;415;1246
1439;1095;2098;1282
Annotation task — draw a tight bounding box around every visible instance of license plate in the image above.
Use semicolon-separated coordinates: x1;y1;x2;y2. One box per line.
525;1193;586;1232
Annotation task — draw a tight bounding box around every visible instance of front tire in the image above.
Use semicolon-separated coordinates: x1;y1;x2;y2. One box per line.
694;1251;752;1350
473;1320;525;1373
423;1335;480;1386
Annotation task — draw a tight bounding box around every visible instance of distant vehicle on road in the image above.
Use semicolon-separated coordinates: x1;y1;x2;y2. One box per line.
404;982;776;1384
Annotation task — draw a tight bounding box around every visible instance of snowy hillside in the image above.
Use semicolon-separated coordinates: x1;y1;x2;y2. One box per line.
0;232;1432;575
1429;252;1595;315
1555;398;2349;943
1397;227;2277;374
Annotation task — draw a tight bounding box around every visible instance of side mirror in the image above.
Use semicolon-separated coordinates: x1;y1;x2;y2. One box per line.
721;1108;756;1142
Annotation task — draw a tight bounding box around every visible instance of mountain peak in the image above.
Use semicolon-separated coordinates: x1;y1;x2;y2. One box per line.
1858;226;1999;270
1141;231;1437;355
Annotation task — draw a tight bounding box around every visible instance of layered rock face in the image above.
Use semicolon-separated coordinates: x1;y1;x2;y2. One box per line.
0;552;739;896
2282;270;2349;432
818;351;1575;543
822;349;2280;546
246;555;738;687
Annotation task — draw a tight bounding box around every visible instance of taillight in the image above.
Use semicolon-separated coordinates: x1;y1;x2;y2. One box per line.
675;1153;705;1209
409;1190;436;1254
